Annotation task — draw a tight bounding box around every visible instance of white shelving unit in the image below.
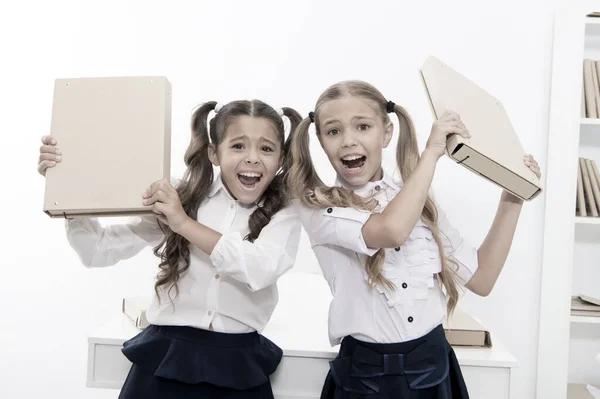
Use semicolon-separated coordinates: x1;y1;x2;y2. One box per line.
575;216;600;225
571;316;600;325
537;12;600;399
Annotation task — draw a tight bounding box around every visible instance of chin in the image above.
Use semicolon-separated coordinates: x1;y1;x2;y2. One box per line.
230;187;264;205
234;179;269;204
336;164;374;187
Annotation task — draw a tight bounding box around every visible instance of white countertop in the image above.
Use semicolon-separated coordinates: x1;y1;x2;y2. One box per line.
89;271;517;369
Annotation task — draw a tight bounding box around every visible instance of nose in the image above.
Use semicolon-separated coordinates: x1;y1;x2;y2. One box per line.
245;149;260;165
341;131;358;148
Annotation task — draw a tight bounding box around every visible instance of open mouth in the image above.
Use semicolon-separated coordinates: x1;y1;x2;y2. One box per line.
237;172;262;189
341;155;366;174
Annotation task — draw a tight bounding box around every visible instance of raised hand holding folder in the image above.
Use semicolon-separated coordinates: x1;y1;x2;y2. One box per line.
420;56;542;201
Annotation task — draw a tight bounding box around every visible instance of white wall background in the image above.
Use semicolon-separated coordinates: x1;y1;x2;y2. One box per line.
0;0;566;398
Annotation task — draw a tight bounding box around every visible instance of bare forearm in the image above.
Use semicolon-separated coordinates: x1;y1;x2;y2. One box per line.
363;149;439;248
467;192;523;296
175;217;222;255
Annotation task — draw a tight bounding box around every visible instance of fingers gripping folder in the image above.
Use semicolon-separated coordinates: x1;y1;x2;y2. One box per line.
419;56;542;201
43;76;172;218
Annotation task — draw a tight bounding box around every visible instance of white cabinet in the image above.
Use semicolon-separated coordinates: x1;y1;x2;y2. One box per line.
86;273;516;398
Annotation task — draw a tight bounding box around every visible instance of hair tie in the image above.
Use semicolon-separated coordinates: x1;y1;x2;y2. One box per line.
214;102;224;114
277;108;284;118
308;111;315;123
386;101;396;113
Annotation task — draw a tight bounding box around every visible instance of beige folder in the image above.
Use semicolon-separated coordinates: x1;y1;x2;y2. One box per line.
443;306;492;348
122;296;151;329
420;56;542;201
43;76;171;218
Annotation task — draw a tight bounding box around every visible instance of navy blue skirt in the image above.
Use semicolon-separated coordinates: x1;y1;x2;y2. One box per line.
321;325;469;399
118;324;282;399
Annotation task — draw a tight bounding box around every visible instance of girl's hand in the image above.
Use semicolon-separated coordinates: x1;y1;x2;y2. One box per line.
523;154;541;179
425;110;471;159
501;154;542;203
38;135;62;176
142;179;190;233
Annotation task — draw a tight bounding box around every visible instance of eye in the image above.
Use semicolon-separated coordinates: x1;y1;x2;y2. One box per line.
232;143;244;150
327;129;339;136
358;124;370;131
261;146;274;153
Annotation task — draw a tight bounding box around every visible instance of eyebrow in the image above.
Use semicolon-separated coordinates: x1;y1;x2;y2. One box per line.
228;134;248;142
322;115;375;127
228;134;278;147
261;138;278;147
352;115;375;122
322;119;340;127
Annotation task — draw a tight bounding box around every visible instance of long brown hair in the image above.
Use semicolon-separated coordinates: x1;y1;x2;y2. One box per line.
285;81;460;315
154;100;302;302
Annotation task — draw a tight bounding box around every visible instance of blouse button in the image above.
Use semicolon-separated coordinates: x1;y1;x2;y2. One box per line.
215;274;221;279
229;203;234;209
402;282;408;289
394;247;401;252
208;311;213;316
374;185;381;191
408;316;414;323
327;208;333;213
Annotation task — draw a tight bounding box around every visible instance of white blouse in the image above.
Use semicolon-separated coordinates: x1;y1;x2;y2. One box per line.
65;175;302;333
296;169;479;345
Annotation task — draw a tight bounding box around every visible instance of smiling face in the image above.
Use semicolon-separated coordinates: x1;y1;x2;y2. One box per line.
317;95;393;188
208;115;283;204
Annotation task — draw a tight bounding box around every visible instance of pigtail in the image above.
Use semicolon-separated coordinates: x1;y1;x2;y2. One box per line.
153;101;217;303
285;116;325;202
391;103;462;315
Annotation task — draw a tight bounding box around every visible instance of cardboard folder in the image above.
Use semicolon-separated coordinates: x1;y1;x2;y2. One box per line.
420;56;542;201
442;306;492;348
43;76;171;218
122;296;151;329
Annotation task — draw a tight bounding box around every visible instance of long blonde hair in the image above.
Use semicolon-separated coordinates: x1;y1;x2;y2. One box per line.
285;80;460;315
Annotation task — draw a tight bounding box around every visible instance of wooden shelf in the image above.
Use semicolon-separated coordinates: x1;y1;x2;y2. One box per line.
571;315;600;324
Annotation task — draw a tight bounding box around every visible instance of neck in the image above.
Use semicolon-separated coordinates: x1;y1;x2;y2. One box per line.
370;167;383;182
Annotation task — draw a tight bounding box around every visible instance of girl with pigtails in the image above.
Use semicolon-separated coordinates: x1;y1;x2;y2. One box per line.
38;100;303;399
286;81;541;399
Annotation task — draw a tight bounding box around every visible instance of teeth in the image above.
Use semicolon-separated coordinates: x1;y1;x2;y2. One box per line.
239;172;262;178
342;155;364;161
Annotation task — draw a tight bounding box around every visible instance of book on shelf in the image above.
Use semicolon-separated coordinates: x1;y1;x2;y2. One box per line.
571;295;600;317
576;158;600;217
583;59;600;119
580;294;600;307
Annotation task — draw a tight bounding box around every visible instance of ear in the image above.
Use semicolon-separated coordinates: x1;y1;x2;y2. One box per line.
382;121;393;148
208;144;220;166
